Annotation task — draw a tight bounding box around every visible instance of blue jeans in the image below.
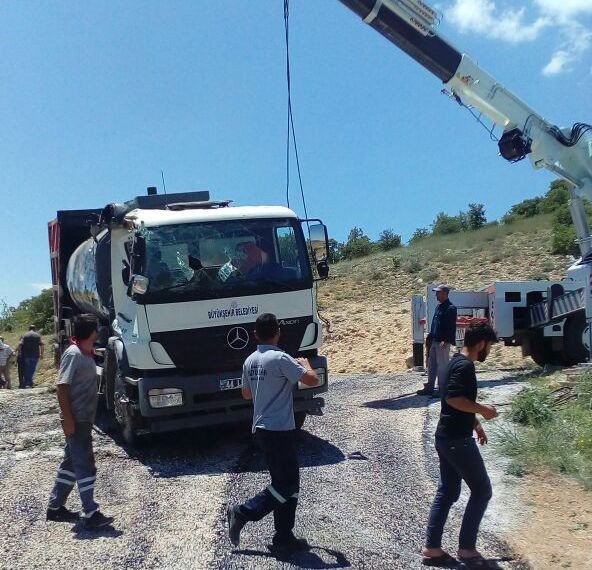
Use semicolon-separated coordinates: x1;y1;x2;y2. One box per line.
48;422;99;517
426;436;492;550
23;357;39;387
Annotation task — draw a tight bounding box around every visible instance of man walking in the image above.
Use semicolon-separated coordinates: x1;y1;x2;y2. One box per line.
418;285;457;397
47;314;113;529
17;325;44;388
0;337;14;389
421;323;498;567
227;313;319;555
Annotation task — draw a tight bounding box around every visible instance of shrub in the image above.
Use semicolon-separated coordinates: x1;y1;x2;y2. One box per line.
378;229;402;250
403;255;425;274
508;387;553;427
419;268;439;283
467;203;487;230
342;227;373;259
409;227;429;244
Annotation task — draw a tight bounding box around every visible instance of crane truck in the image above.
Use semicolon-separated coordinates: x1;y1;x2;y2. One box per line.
48;189;329;443
336;0;592;366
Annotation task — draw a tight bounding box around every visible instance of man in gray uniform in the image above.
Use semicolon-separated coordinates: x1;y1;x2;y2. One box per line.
227;313;319;554
47;314;114;529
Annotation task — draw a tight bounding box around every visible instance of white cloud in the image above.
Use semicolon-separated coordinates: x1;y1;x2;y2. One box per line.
442;0;592;75
29;283;53;293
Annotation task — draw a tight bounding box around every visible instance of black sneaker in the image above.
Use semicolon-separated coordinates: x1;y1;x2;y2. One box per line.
271;533;309;555
83;511;114;529
416;388;434;396
46;506;79;522
430;390;441;399
227;505;246;547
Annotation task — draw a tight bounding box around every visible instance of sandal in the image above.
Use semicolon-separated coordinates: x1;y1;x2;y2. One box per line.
422;552;458;567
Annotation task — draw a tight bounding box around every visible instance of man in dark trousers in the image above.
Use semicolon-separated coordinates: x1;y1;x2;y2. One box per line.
227;313;319;555
17;324;44;388
418;285;457;397
46;314;114;529
421;323;498;568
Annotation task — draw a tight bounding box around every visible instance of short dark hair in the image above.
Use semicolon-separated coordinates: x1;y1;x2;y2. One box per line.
29;324;36;330
73;314;99;341
464;323;498;347
255;313;279;341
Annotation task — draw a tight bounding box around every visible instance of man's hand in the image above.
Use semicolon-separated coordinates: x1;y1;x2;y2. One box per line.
475;423;488;445
297;357;312;370
439;341;449;349
61;416;75;437
479;404;498;421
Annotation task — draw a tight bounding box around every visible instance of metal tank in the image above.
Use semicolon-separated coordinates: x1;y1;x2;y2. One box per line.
66;235;111;320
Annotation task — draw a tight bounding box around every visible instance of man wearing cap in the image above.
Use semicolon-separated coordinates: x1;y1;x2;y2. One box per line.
418;285;457;397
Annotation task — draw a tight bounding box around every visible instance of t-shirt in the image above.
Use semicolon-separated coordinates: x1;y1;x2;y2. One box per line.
242;344;307;433
0;343;13;366
435;353;477;439
57;345;98;423
20;331;44;358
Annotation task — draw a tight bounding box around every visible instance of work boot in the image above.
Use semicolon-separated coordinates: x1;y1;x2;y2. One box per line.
46;506;79;522
430;389;441;399
227;505;246;547
416;387;434;396
270;532;309;556
83;511;114;529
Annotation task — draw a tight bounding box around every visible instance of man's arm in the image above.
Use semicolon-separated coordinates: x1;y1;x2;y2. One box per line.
241;386;252;400
39;339;45;359
446;396;498;420
296;357;318;386
57;385;75;436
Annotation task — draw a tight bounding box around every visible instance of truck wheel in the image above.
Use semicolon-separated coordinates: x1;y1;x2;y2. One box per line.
113;368;137;446
103;349;116;411
563;312;588;366
294;412;307;430
530;336;565;367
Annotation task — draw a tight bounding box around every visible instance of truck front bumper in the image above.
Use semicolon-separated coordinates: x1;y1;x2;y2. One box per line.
132;355;328;434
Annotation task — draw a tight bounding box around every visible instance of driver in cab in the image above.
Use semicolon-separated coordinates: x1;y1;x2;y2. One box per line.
218;242;270;282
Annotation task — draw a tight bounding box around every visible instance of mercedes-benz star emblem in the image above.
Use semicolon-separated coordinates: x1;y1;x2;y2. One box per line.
227;326;250;350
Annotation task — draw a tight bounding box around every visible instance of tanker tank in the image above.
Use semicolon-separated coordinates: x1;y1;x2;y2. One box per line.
66;233;111;320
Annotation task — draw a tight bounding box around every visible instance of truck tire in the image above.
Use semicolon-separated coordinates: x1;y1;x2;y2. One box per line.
113;367;138;446
103;349;117;411
294;412;307;430
530;335;565;367
563;312;588;366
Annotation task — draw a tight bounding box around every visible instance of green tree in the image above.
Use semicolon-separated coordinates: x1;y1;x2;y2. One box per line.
409;227;429;244
539;180;570;214
378;229;402;251
431;212;464;235
327;238;344;263
342;226;373;259
502;197;542;224
467;203;487;230
11;289;55;333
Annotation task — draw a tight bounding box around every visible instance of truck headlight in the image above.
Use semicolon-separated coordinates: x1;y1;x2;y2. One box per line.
148;388;184;408
298;368;326;390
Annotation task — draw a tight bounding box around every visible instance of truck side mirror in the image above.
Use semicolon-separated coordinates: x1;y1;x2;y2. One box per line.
308;223;329;264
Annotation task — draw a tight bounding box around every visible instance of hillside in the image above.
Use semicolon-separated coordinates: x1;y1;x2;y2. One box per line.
318;214;573;373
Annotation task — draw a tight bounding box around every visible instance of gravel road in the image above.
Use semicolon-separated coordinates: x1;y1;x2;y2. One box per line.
0;373;530;569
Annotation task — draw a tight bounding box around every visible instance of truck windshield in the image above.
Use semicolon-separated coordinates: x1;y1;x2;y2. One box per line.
139;217;312;302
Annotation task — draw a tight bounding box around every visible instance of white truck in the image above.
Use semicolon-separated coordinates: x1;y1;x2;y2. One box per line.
336;0;592;366
48;189;329;443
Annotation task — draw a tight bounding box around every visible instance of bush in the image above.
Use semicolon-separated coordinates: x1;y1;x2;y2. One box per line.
391;255;402;269
342;227;373;259
508;387;553;427
467;203;487;230
403;255;425;274
409;227;429;244
378;229;402;251
432;212;464;235
419;268;439;283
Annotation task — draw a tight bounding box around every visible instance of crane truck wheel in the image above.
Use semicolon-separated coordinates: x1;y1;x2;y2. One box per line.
294;412;307;430
529;334;566;367
562;312;588;366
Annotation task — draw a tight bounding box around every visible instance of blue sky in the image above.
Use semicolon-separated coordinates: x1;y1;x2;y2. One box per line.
1;0;591;306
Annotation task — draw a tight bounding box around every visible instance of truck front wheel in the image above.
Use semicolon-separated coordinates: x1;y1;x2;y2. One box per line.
113;369;138;445
563;312;588;366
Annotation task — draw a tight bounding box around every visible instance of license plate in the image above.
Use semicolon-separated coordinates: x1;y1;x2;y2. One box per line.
220;377;242;391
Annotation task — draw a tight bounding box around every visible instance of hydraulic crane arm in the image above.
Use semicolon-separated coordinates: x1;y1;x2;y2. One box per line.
337;0;592;256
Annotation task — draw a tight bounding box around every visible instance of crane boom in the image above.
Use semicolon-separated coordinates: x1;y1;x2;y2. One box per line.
337;0;592;256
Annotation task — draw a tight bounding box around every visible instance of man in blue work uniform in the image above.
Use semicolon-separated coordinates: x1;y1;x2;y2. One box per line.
418;285;457;397
227;313;319;555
